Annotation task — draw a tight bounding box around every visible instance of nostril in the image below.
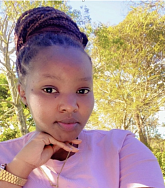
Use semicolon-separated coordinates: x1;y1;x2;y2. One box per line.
73;108;78;113
59;104;78;113
58;96;78;113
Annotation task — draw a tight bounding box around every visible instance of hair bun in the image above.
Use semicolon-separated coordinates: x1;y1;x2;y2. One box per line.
15;6;88;53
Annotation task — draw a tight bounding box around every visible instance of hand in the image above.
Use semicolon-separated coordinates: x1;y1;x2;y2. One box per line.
13;131;81;170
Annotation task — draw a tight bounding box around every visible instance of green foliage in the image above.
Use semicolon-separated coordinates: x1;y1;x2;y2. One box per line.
0;74;8;99
153;150;165;176
0;126;21;142
91;1;165;146
0;74;14;128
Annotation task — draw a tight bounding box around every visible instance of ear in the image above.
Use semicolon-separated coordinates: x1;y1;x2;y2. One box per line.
18;83;27;105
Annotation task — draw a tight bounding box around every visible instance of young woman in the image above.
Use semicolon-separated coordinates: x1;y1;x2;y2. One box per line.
0;6;164;188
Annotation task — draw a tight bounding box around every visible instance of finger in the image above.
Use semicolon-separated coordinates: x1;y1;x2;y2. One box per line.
51;143;71;154
41;133;76;152
66;143;79;153
38;132;82;146
24;131;38;146
47;137;73;152
42;145;55;159
35;132;80;152
52;145;61;153
71;139;82;145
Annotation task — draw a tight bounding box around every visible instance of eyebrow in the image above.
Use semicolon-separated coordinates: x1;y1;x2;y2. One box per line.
79;77;92;81
42;74;62;80
42;74;92;82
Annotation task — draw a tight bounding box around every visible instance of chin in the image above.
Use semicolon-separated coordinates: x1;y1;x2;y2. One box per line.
57;135;75;143
55;132;79;143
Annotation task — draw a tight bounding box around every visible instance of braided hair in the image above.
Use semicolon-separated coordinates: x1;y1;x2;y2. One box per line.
15;6;89;82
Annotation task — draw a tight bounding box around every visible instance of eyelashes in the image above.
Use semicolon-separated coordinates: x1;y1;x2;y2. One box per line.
76;88;90;94
42;87;90;94
42;88;57;93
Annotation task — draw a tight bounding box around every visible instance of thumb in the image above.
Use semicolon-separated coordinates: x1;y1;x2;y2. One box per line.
41;145;60;162
52;144;61;153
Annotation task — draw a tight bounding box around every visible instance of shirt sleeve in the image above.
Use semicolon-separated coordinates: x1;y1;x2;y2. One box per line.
119;133;165;188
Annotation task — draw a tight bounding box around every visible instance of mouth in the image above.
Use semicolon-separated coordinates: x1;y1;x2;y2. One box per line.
55;118;79;132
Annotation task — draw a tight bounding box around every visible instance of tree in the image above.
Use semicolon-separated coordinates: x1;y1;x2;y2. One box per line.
0;73;12;127
91;1;165;146
0;73;21;141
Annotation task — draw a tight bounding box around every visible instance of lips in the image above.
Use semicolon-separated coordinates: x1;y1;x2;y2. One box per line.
55;118;79;132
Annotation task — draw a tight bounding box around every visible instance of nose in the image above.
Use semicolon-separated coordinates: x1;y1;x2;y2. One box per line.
58;94;78;113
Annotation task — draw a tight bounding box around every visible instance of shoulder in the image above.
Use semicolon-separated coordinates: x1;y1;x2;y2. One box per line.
0;132;34;163
81;129;155;157
82;128;134;137
82;129;135;151
82;128;133;136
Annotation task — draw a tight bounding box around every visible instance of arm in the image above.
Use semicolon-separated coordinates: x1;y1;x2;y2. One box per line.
0;132;81;187
0;159;32;188
119;134;164;188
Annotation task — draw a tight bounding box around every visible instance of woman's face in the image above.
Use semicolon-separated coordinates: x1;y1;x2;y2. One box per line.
19;46;94;142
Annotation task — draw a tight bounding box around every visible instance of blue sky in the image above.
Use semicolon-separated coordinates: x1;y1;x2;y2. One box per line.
68;1;132;25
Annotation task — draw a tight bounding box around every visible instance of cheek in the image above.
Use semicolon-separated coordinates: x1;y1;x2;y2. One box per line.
88;95;94;111
81;94;94;116
27;93;50;117
28;97;54;128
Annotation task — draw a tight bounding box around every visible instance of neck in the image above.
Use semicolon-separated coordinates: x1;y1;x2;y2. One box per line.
51;143;78;161
51;149;73;161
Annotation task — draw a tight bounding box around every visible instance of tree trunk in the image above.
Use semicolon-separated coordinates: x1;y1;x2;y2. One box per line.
5;65;27;135
15;102;27;135
134;112;149;147
2;25;27;135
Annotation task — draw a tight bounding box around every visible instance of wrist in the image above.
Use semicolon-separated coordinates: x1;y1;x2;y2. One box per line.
0;163;27;187
7;157;34;179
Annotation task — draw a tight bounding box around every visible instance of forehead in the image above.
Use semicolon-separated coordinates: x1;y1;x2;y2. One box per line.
29;45;92;80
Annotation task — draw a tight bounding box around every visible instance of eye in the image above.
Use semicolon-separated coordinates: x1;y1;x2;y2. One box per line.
42;88;57;93
77;88;90;94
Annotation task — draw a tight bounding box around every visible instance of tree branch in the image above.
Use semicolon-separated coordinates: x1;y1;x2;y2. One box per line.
9;46;15;55
2;108;15;116
0;60;16;77
0;99;16;106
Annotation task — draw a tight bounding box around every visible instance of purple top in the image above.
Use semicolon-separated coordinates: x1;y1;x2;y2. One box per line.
0;129;164;188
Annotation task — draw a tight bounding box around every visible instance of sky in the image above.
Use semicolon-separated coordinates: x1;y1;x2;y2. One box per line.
68;1;131;25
